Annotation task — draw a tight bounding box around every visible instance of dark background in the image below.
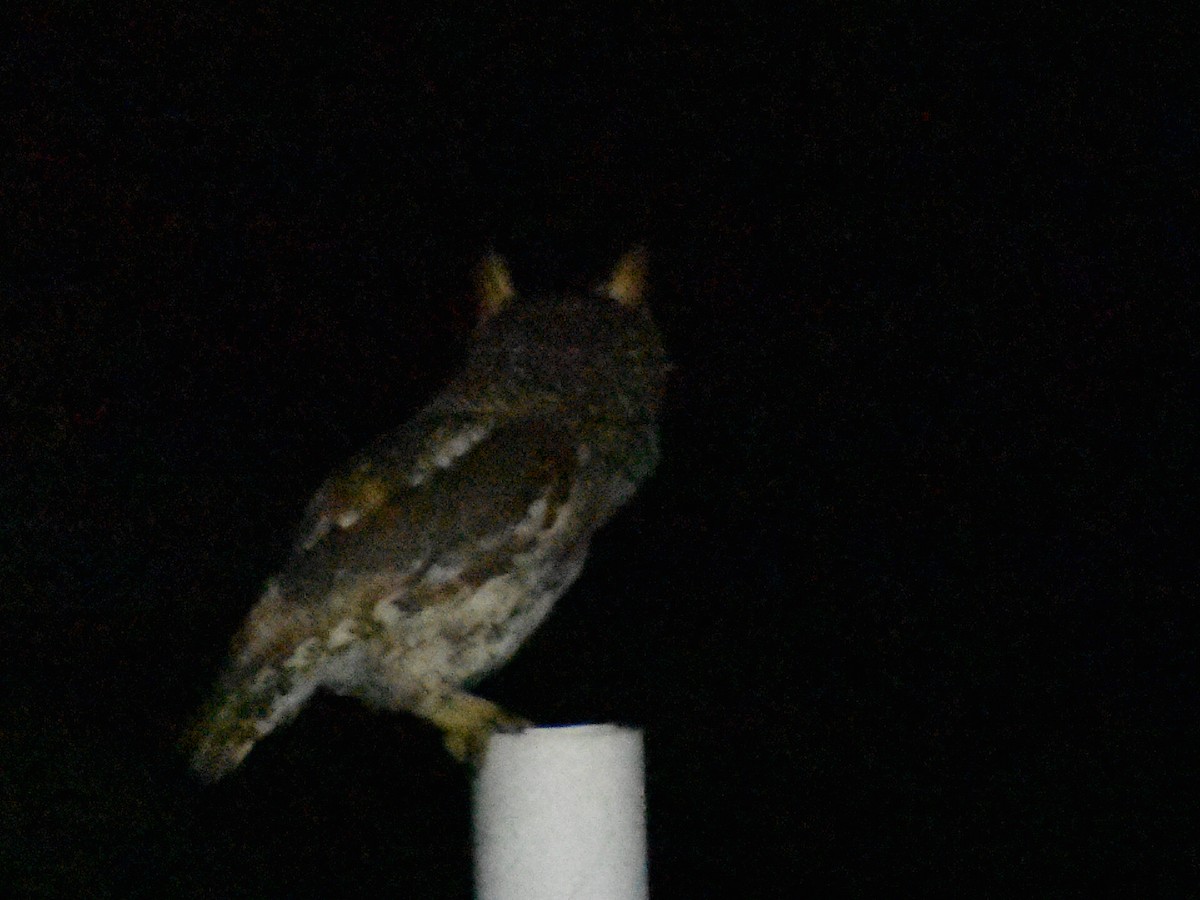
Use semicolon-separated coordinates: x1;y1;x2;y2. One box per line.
2;3;1193;896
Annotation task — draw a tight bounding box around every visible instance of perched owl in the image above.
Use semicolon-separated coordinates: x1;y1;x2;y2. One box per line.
185;250;667;781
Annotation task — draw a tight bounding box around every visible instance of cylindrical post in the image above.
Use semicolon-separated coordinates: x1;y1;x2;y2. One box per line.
472;724;648;900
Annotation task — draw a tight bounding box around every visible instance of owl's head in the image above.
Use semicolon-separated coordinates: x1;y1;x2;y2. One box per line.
460;249;667;419
473;248;650;324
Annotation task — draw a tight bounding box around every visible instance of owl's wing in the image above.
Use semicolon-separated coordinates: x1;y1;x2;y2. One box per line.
291;413;492;553
278;418;581;610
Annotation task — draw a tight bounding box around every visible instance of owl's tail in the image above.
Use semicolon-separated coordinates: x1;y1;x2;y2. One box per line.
182;662;318;783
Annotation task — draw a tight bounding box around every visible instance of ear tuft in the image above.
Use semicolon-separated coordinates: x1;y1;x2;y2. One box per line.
599;247;648;307
475;253;516;321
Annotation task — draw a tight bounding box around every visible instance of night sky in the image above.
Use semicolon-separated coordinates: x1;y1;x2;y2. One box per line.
2;4;1193;896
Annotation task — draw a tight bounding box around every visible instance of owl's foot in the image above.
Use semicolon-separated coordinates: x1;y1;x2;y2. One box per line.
420;691;531;764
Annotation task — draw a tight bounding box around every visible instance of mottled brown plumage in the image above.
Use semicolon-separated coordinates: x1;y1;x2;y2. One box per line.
185;251;667;780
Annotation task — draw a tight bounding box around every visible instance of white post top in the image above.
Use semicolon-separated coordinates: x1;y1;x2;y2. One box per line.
472;724;648;900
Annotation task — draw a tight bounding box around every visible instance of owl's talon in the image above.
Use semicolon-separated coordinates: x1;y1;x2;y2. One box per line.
494;715;532;735
425;692;530;763
442;729;485;764
441;714;533;764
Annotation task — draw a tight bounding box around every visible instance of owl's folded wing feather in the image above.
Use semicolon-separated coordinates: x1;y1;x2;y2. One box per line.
292;412;503;553
277;417;578;610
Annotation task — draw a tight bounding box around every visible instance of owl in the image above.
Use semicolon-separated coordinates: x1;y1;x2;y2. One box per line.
185;250;668;781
